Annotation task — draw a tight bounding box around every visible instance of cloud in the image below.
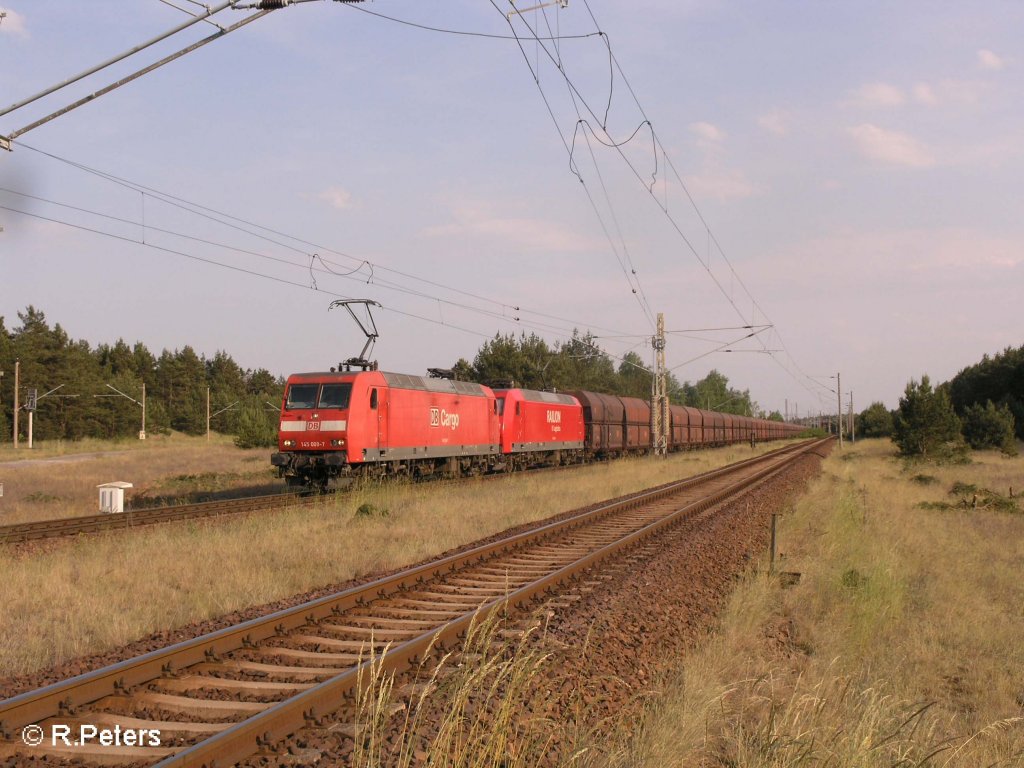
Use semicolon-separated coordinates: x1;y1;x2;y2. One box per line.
752;228;1023;289
757;110;789;137
848;124;935;168
912;83;938;106
846;82;905;108
922;79;990;107
682;169;762;202
689;121;725;142
977;49;1006;71
0;7;27;37
318;185;352;210
422;201;596;252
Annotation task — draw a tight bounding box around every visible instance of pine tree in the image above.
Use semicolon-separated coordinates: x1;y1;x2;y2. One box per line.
551;330;617;393
617;351;652;399
0;316;13;439
962;400;1017;455
948;345;1024;440
234;397;277;449
892;376;962;457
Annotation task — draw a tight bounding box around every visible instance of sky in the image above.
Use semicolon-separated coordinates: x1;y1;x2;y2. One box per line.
0;1;1021;416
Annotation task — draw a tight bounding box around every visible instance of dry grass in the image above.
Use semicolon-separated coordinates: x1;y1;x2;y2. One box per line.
0;432;272;525
610;439;1024;768
350;611;558;768
0;441;788;680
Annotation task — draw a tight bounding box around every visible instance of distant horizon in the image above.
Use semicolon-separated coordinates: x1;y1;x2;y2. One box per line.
5;301;1017;417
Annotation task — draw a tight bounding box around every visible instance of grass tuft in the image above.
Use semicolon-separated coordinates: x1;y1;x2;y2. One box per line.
350;610;558;768
22;491;64;504
354;503;389;519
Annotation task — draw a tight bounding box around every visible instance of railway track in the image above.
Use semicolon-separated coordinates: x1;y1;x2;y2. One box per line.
0;492;312;544
0;438;827;767
0;442;787;545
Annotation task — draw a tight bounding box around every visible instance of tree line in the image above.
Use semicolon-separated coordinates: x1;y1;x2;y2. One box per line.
0;311;781;449
0;307;282;447
449;331;775;417
856;344;1021;456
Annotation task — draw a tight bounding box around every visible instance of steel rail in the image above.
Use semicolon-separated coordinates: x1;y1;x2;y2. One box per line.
0;439;825;764
0;440;797;545
158;439;825;767
0;492;311;544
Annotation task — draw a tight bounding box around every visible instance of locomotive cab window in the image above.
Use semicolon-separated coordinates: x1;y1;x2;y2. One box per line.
369;388;378;409
285;383;319;410
318;383;352;409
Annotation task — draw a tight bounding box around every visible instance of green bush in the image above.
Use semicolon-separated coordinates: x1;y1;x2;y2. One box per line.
962;400;1017;455
892;376;962;458
859;401;894;438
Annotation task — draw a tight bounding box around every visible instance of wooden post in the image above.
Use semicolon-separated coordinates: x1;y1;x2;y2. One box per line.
837;371;843;448
13;359;19;448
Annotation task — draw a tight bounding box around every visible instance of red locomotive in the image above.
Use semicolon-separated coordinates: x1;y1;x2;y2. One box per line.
495;388;585;468
271;370;804;489
272;370;500;488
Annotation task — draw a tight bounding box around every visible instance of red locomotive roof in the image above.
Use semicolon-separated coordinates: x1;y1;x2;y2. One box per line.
286;371;492;398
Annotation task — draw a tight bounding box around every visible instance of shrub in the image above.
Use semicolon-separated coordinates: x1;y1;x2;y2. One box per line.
859;401;894;438
892;376;962;458
962;400;1017;455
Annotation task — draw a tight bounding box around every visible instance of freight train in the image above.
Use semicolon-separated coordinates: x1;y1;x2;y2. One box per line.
271;369;803;489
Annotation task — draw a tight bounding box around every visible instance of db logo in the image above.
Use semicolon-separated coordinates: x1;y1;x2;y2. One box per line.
306;421;321;431
429;408;440;427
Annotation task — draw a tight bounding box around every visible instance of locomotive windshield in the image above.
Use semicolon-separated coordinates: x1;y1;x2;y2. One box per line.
285;384;319;410
318;383;352;409
285;382;353;410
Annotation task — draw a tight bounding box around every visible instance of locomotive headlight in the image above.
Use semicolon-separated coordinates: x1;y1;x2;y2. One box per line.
283;439;296;448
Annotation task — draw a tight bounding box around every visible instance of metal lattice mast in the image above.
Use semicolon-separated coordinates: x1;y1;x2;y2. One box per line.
652;313;668;456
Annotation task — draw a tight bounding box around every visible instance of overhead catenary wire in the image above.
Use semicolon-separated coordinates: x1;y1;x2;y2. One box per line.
0;186;612;342
537;4;657;325
2;2;810;396
155;0;228;30
333;0;799;391
540;2;832;407
485;0;656;331
578;0;832;402
501;0;833;405
0;202;498;342
1;9;275;148
0;200;653;372
337;2;602;42
667;327;772;374
12;142;638;340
